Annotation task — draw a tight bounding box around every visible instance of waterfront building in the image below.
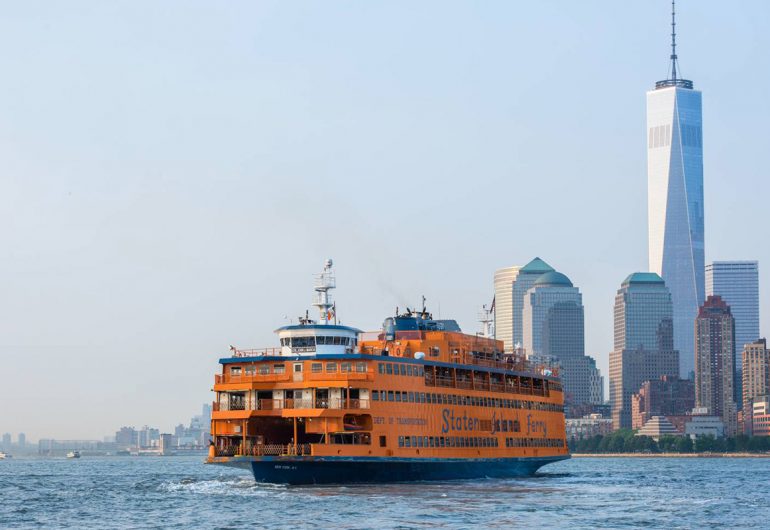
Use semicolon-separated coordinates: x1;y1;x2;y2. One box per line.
685;407;726;439
752;398;770;437
17;433;26;448
647;4;704;379
706;261;760;406
493;265;521;353
115;427;138;449
631;376;694;430
636;416;681;441
742;339;770;434
565;414;613;441
1;433;10;449
609;273;679;429
694;296;737;436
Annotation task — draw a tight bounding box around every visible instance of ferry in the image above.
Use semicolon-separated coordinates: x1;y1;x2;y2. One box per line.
66;451;81;459
207;260;569;484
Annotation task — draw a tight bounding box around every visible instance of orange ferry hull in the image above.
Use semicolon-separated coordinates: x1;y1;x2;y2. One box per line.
211;455;569;485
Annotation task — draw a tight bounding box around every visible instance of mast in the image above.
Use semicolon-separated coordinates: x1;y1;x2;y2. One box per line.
669;0;678;82
312;259;336;325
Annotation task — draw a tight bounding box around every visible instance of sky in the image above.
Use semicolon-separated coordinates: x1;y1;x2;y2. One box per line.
1;1;769;442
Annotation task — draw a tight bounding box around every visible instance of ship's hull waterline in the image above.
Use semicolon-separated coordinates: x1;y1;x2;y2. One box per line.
211;455;570;485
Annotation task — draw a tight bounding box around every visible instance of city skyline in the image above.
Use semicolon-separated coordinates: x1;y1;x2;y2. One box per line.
2;1;769;440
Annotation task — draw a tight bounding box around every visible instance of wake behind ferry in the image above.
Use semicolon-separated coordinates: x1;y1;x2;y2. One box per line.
207;260;569;484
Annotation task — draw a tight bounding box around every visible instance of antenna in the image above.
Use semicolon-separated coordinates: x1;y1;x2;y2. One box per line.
312;259;336;325
670;0;678;81
655;0;692;90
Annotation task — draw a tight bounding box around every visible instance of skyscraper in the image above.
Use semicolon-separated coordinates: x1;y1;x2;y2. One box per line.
695;295;737;436
493;257;554;352
609;273;680;429
493;266;521;352
706;261;760;406
742;339;770;435
522;271;582;358
647;2;704;378
511;258;555;348
520;271;603;414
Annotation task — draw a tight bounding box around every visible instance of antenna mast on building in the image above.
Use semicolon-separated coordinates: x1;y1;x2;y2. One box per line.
670;0;679;81
313;259;336;325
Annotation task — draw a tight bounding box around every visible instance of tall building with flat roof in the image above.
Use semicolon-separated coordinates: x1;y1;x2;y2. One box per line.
493;266;521;353
647;3;704;378
609;273;680;429
742;339;769;435
706;261;760;406
695;296;737;436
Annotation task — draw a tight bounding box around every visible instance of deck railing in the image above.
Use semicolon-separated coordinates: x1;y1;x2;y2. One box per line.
215;443;311;457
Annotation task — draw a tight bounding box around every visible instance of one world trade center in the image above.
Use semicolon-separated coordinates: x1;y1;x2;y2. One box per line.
647;1;704;378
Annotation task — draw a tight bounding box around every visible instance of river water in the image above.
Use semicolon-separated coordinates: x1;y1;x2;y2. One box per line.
1;455;767;529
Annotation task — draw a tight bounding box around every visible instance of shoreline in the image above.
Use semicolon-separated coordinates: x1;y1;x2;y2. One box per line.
571;452;770;458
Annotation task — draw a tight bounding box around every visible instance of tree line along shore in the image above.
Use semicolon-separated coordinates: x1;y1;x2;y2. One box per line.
569;429;770;455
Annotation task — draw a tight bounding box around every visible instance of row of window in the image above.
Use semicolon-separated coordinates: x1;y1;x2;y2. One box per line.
505;437;564;448
280;336;357;347
311;362;367;374
378;362;425;377
371;390;563;413
398;435;500;449
231;361;368;376
232;364;286;376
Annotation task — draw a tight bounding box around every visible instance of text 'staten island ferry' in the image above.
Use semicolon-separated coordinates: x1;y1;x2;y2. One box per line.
207;260;569;484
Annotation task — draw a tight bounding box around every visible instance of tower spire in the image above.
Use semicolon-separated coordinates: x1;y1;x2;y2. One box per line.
670;0;678;81
655;0;692;90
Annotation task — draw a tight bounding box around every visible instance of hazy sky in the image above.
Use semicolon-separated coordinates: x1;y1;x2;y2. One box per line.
2;1;768;441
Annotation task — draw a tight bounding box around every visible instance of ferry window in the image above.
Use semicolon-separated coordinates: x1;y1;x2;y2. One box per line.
230;366;242;376
387;391;394;402
404;436;410;448
259;365;270;375
326;362;337;373
333;337;342;345
398;364;405;376
430;346;439;357
398;436;404;448
379;391;386;401
406;365;413;376
372;391;379;401
311;363;322;373
386;364;393;375
395;392;401;403
244;365;255;375
341;362;352;373
293;363;302;373
411;436;417;448
273;364;285;374
355;362;366;373
419;392;425;403
408;392;414;403
379;436;387;447
378;363;384;374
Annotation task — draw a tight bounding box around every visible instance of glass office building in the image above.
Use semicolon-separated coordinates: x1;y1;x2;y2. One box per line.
609;273;680;429
646;8;704;378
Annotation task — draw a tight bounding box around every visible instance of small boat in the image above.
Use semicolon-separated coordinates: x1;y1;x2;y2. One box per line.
0;452;11;459
66;451;81;459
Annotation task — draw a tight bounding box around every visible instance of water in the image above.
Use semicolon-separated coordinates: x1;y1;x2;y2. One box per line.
1;456;768;529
